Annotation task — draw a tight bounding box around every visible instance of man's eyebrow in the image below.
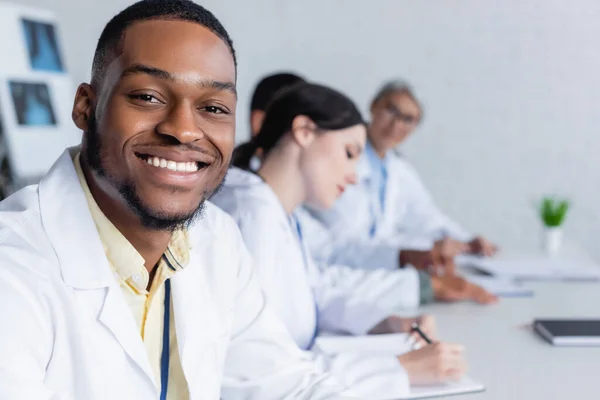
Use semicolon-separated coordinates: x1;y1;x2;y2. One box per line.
122;64;173;80
207;80;237;96
121;64;237;96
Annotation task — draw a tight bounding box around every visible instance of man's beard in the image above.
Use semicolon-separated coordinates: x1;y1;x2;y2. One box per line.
83;114;223;232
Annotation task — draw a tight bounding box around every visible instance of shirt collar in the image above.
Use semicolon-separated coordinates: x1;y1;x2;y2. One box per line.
164;230;190;271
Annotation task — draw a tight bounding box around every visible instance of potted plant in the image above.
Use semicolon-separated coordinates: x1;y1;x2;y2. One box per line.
539;197;569;256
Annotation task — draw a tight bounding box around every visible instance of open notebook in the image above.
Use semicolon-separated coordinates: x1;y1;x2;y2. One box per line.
314;334;485;399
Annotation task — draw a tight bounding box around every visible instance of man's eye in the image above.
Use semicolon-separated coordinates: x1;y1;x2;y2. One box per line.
203;106;227;114
129;94;161;104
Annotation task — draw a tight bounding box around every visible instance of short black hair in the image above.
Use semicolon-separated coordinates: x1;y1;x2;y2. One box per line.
250;72;305;111
91;0;236;87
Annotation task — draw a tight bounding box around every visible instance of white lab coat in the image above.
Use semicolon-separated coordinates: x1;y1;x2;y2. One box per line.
302;149;472;271
212;168;421;399
0;149;358;400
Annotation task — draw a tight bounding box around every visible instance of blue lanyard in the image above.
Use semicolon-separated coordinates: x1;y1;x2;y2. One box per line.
291;215;320;349
369;210;377;237
160;278;171;400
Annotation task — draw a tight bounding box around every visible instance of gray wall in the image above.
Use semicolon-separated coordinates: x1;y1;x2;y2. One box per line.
13;0;600;257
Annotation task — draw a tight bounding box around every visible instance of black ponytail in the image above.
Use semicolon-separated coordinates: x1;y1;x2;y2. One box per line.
233;82;364;170
231;140;260;171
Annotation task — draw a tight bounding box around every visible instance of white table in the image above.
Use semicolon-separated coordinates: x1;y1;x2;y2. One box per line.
422;281;600;400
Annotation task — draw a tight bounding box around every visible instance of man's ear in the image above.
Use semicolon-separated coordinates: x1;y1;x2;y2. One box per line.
250;110;265;138
290;115;317;148
72;83;96;132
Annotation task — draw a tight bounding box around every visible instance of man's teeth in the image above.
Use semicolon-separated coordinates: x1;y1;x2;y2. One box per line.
145;156;199;172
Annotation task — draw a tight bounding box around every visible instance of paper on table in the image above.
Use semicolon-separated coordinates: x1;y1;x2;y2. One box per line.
465;275;534;297
457;254;600;281
314;334;485;399
314;333;413;356
398;376;485;400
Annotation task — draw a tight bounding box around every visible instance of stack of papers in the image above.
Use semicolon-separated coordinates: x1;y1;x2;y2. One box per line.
314;334;485;399
457;254;600;281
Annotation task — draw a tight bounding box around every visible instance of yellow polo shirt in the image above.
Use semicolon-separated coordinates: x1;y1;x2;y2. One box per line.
74;153;190;399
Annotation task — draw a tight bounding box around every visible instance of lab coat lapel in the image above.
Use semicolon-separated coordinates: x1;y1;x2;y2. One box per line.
38;148;157;389
171;223;225;397
97;285;157;388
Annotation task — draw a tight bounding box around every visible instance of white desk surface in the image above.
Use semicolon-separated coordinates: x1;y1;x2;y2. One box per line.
421;281;600;400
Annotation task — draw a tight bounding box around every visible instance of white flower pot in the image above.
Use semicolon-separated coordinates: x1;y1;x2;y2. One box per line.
542;227;563;256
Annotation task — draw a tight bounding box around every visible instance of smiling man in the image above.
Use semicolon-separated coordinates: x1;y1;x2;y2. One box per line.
0;1;356;399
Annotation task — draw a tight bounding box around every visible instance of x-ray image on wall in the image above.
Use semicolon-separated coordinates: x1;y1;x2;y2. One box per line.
9;81;57;126
21;19;64;72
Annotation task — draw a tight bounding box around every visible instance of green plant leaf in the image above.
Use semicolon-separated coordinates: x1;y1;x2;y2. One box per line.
540;197;570;227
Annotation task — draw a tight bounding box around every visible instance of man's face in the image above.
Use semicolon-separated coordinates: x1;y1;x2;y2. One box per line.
369;91;421;153
79;20;236;230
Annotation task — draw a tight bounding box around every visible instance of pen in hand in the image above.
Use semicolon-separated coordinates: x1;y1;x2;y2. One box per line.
411;322;433;345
